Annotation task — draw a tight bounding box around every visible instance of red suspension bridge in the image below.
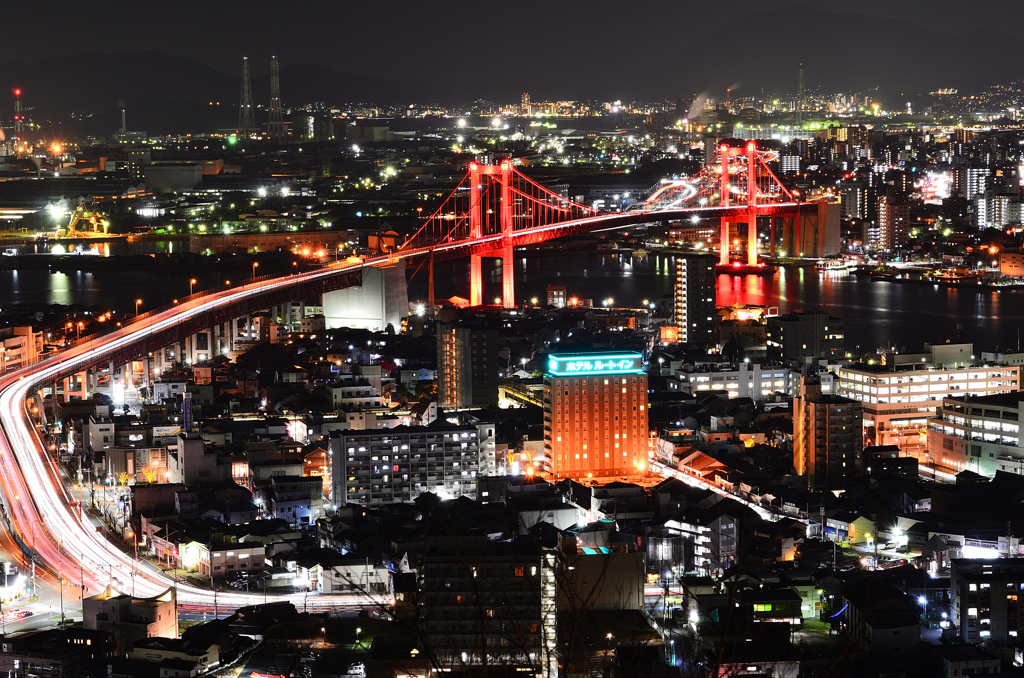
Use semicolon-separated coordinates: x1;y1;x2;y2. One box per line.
398;142;811;307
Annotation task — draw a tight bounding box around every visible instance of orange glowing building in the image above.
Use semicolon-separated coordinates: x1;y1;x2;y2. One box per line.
543;352;649;480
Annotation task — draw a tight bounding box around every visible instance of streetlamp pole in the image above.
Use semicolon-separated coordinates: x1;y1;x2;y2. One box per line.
252;261;258;280
189;278;197;296
135;298;142;318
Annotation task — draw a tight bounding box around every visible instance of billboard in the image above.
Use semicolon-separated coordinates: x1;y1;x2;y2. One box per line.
545;352;643;377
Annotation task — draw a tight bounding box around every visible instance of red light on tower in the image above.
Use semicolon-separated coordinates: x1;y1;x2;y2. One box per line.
12;88;23;140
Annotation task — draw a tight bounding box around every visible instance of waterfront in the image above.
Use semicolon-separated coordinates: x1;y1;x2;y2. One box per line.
1;248;1022;355
415;250;1024;355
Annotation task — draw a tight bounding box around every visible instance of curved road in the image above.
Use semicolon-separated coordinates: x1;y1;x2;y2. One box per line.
0;254;396;610
0;208;788;612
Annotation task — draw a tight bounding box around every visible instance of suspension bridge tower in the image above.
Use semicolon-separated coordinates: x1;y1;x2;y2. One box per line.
468;160;516;308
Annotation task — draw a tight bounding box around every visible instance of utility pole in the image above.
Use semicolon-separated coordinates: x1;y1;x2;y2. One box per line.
238;57;255;140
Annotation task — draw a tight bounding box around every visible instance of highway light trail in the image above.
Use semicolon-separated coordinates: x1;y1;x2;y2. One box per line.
0;208;739;612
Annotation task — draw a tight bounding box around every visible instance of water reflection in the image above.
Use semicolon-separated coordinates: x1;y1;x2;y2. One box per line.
412;253;1024;353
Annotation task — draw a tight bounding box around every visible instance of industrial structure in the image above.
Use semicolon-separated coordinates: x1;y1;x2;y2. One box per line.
238;56;255;139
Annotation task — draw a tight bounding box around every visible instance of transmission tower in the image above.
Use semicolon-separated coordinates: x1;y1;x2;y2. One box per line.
238;57;255;139
797;63;805;126
267;56;285;139
12;88;23;141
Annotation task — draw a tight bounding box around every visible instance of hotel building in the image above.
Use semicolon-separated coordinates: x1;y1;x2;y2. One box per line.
543;352;649;479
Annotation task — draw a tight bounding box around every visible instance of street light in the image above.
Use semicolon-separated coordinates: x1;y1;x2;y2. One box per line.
76;321;84;339
252;261;259;280
189;278;197;295
135;298;142;318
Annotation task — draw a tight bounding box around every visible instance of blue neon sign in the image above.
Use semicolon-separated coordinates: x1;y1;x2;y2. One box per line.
546;353;643;377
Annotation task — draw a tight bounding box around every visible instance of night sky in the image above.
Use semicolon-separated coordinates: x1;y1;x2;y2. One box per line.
3;0;1022;102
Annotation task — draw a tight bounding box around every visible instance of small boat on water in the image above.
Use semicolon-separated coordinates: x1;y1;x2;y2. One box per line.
814;257;851;272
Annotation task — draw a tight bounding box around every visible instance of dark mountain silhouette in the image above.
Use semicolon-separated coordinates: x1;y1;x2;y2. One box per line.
0;51;408;136
636;6;1024;100
3;8;1024;135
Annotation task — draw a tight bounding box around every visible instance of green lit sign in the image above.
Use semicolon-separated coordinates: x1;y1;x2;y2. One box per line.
546;353;643;377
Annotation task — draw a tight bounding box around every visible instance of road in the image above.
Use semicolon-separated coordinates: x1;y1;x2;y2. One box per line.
0;211;710;615
649;460;781;521
0;254;417;612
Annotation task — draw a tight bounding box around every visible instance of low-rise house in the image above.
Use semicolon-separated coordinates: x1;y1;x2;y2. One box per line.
84;586;178;655
840;577;920;653
128;637;220;674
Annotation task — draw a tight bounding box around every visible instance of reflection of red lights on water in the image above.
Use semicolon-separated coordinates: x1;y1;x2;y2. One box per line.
716;272;769;307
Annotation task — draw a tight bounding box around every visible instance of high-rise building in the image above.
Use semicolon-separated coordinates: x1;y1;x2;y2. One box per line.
329;423;493;506
955;165;989;200
839;182;869;220
794;376;863;491
974;191;1021;229
765;310;845;361
543;352;648;479
437;320;498;410
876;196;910;251
779;155;800;174
419;536;554;674
674;253;716;344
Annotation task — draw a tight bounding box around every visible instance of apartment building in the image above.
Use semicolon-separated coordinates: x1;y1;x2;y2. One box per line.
329;424;492;506
927;393;1024;477
837;361;1019;458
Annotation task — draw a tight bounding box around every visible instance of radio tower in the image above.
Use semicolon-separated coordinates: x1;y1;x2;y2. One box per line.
267;56;285;139
238;57;255;139
12;88;23;142
797;63;805;126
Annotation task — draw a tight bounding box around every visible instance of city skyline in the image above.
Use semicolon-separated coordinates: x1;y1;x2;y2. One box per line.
4;4;1024;674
